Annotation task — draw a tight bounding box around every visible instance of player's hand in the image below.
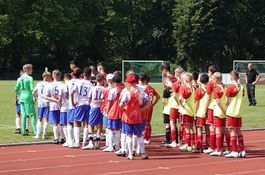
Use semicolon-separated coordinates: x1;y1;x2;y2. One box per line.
252;82;256;85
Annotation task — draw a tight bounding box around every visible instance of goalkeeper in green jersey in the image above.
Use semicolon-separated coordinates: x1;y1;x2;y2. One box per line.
15;64;37;135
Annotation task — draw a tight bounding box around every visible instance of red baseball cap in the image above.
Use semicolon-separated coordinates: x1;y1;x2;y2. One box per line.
126;74;137;84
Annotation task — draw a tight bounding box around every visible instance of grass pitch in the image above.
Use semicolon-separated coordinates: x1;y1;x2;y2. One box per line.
1;81;265;144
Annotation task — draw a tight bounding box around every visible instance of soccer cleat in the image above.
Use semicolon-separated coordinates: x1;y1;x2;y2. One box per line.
68;142;74;148
62;142;69;147
203;148;215;154
94;142;100;149
223;150;232;156
115;149;126;157
179;144;188;151
26;129;29;134
60;139;66;144
144;140;150;145
42;135;47;140
192;148;202;153
141;154;149;160
225;151;239;158
33;135;40;139
127;155;134;160
114;145;120;152
160;141;171;147
14;128;21;134
100;145;108;150
82;143;94;150
73;143;80;148
102;147;114;152
53;139;59;144
239;151;246;158
165;142;177;148
187;146;193;152
209;151;223;156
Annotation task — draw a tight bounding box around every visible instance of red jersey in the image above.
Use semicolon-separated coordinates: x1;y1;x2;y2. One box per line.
213;83;225;99
226;84;245;97
101;87;111;113
166;72;177;83
172;80;181;93
107;87;122;120
194;87;206;101
206;80;215;94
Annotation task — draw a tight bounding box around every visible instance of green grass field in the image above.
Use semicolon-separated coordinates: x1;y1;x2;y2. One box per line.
1;81;265;144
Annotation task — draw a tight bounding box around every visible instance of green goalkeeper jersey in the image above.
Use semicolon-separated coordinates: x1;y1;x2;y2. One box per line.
15;74;35;103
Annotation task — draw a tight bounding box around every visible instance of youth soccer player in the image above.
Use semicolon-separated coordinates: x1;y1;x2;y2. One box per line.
14;70;24;134
15;64;37;136
33;72;52;139
209;72;227;156
194;73;209;152
225;71;246;158
71;67;94;148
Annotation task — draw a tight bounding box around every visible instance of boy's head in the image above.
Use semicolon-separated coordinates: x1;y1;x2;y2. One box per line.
106;73;114;83
192;72;199;81
73;68;82;78
126;69;135;76
208;65;219;76
89;65;96;75
83;67;92;79
97;62;105;72
174;67;184;78
230;70;240;81
126;74;137;85
64;73;72;82
52;70;61;81
23;64;33;75
163;77;172;88
96;73;105;85
212;72;222;84
183;72;193;85
112;76;122;86
70;60;78;71
113;70;122;78
42;71;52;82
138;72;149;84
200;73;209;84
160;63;170;76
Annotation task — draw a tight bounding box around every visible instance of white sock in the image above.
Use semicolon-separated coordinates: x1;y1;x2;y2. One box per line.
73;127;81;144
36;121;42;137
26;117;29;129
83;127;88;145
126;137;133;156
67;125;74;144
43;122;48;137
63;126;68;142
132;134;137;152
53;126;59;140
15;116;20;129
59;125;65;139
138;136;145;154
121;133;126;152
105;129;109;146
114;130;120;147
108;130;114;149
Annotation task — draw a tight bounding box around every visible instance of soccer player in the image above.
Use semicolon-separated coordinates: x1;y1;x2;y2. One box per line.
71;67;94;148
179;73;196;152
203;65;219;154
15;64;37;136
209;72;227;156
84;74;105;149
225;71;246;158
33;71;52;139
59;73;72;147
194;73;209;152
119;74;149;160
66;68;82;147
167;67;183;148
14;70;24;134
160;63;177;83
97;62;107;77
103;76;123;152
44;70;64;144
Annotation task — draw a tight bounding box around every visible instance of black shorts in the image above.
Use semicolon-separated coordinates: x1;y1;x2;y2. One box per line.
163;114;170;124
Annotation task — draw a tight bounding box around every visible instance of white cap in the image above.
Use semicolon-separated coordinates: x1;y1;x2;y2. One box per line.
106;73;114;81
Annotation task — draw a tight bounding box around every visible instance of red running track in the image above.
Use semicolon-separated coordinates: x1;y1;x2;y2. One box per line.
0;130;265;175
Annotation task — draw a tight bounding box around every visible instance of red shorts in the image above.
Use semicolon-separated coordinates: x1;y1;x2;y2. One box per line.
196;117;206;127
206;109;214;125
215;117;226;128
228;116;242;128
182;115;194;126
170;108;179;120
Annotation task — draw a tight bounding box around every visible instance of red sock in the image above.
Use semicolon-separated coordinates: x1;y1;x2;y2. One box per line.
191;133;195;146
179;129;183;141
210;131;216;150
183;128;186;141
221;133;224;148
206;133;210;148
196;135;203;148
171;129;176;142
185;132;191;146
216;133;222;152
231;136;237;152
238;134;245;151
225;133;231;150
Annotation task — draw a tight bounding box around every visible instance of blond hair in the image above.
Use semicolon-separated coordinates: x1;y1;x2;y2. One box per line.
52;70;61;79
42;71;51;78
23;64;33;72
213;72;222;81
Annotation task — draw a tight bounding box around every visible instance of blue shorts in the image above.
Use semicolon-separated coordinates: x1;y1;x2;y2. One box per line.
139;121;146;132
103;114;108;128
74;105;90;123
122;123;143;136
16;103;21;113
67;109;75;123
38;107;49;119
107;119;122;130
49;110;60;124
89;107;103;126
60;112;67;125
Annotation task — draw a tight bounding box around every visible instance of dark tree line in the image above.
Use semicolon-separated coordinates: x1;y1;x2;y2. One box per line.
0;0;264;76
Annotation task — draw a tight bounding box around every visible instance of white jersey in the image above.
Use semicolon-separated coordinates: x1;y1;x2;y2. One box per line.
46;81;62;111
89;86;104;108
108;87;118;101
73;79;94;107
59;84;68;112
33;81;50;108
66;78;79;110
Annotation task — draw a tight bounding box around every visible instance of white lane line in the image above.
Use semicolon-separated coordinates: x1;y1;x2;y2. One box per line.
0;148;68;155
219;169;265;175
